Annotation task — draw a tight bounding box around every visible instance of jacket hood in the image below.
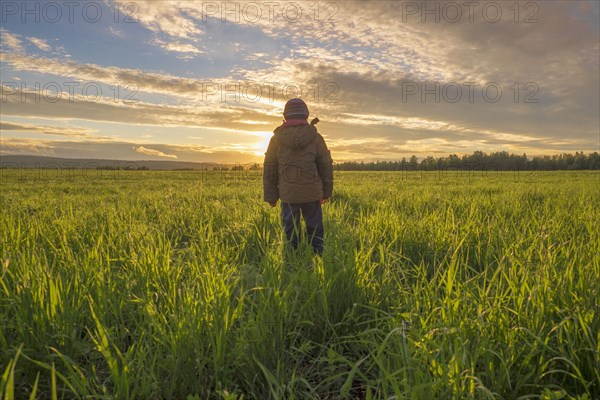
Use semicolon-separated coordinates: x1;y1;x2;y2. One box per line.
273;124;317;150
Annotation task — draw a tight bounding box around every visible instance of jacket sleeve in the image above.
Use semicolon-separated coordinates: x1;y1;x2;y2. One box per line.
263;136;279;202
316;134;334;198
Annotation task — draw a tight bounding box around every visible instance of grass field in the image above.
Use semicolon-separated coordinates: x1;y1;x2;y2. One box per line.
1;169;599;399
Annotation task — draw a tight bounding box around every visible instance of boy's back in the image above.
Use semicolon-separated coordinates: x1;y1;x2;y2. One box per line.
264;122;333;204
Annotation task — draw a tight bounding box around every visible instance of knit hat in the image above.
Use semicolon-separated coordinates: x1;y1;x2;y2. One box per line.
283;98;309;120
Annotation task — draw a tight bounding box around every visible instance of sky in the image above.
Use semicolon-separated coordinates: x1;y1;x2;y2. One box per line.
1;0;599;163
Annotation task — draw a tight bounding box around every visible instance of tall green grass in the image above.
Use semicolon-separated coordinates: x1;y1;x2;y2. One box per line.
1;170;598;399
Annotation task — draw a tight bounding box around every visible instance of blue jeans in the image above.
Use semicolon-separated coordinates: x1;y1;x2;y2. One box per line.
281;200;324;255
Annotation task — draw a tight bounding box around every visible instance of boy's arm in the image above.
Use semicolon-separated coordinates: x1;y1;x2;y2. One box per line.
316;134;334;199
263;136;279;203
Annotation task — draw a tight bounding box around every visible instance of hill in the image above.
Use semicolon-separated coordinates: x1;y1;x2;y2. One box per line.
0;155;222;170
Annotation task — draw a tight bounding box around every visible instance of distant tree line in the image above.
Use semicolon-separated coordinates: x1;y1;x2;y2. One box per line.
5;152;597;171
334;151;600;171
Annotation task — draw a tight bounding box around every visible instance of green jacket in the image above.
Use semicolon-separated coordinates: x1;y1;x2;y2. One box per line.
263;123;333;203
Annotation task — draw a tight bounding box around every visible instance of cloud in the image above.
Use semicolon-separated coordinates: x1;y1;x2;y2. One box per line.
333;113;456;130
0;28;24;52
134;146;178;159
26;37;51;52
108;26;124;38
118;0;204;39
0;84;279;132
151;38;204;55
0;138;54;155
105;1;207;58
1;52;237;101
0;121;104;138
233;1;598;124
0;137;261;163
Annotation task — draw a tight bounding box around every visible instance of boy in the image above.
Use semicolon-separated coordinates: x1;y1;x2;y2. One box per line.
263;98;334;256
